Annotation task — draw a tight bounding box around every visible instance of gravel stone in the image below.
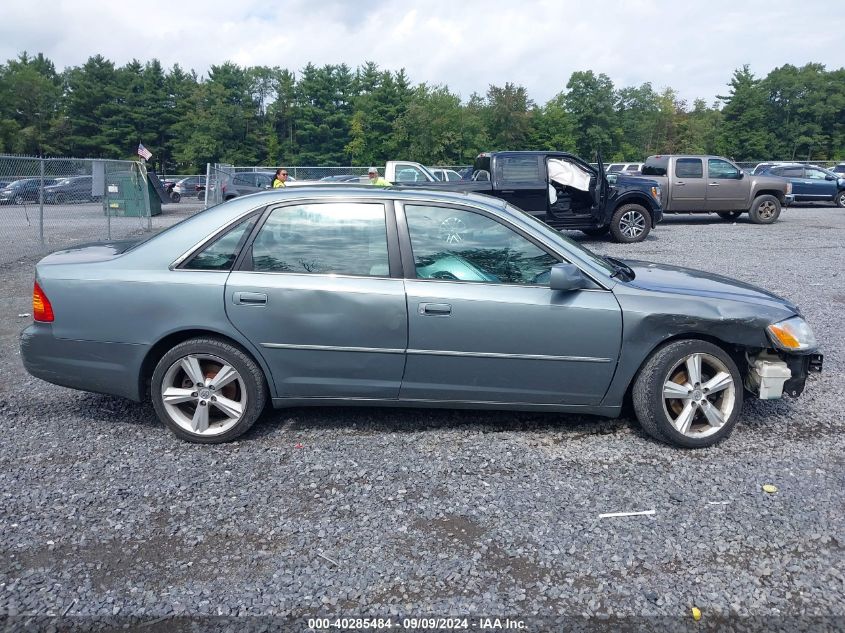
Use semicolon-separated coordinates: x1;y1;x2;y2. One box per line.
0;207;843;623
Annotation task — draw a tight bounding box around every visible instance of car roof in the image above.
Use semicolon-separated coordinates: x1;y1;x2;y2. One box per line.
226;185;509;209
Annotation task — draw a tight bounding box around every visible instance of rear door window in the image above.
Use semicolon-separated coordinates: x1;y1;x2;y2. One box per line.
249;203;389;277
675;158;703;178
497;156;543;183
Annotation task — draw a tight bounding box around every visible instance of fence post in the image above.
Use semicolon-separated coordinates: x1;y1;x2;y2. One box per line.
204;163;211;209
39;158;45;248
139;161;152;231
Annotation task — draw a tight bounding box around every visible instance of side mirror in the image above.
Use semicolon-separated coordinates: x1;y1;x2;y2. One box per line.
738;172;745;179
825;175;836;181
550;262;590;291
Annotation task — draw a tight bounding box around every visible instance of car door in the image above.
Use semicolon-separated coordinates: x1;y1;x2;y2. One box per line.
225;199;408;399
396;202;622;405
670;158;706;211
705;158;747;210
803;167;838;201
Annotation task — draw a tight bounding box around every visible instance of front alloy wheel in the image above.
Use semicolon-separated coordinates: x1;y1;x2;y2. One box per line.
151;337;266;443
610;204;651;243
836;191;845;208
633;339;743;448
661;353;737;439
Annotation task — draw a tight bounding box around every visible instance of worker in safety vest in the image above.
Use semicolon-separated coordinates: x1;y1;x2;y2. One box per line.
272;168;288;188
367;167;389;187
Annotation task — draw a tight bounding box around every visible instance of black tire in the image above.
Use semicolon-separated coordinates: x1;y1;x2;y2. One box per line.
14;194;24;205
151;337;267;443
717;211;742;220
748;195;781;224
55;193;66;205
170;191;181;203
609;204;651;243
836;190;845;208
581;226;610;237
632;339;743;448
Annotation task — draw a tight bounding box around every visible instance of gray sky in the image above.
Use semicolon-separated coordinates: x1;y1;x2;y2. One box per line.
3;0;843;107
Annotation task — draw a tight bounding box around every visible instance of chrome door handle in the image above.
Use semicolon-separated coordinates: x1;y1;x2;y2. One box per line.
708;182;720;186
674;181;685;185
234;291;267;306
419;302;452;316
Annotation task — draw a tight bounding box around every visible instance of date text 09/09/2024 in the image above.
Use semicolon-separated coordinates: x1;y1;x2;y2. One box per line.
307;617;527;630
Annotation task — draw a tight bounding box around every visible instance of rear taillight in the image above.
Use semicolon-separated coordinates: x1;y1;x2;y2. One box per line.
33;281;54;322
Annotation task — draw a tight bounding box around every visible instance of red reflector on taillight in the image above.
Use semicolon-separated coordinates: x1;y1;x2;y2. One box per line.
33;281;54;322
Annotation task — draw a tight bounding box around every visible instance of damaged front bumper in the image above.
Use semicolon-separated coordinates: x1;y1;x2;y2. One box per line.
746;351;823;399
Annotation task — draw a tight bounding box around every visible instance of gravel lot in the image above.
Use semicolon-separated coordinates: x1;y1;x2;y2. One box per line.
0;206;843;629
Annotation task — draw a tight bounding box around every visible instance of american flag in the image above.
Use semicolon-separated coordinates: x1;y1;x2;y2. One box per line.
137;143;152;160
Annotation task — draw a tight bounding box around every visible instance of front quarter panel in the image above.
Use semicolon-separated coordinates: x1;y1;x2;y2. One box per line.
601;283;797;406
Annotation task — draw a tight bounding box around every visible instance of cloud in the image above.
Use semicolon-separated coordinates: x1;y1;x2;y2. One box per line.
2;0;843;106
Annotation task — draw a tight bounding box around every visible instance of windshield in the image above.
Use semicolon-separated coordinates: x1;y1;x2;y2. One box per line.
504;203;615;276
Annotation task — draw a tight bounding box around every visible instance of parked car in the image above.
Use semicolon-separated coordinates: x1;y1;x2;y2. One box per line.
221;171;276;199
384;153;663;243
173;176;207;201
754;163;845;208
606;162;643;174
20;188;822;447
44;176;100;204
641;155;792;223
832;163;845;175
430;168;463;182
0;178;59;205
751;162;790;175
319;174;362;183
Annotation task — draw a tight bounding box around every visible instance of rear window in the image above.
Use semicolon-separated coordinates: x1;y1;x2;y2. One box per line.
498;156;542;182
641;157;669;176
675;158;703;178
473;155;491;174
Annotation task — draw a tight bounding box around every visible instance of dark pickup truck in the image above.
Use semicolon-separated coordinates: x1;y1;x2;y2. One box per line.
385;152;663;243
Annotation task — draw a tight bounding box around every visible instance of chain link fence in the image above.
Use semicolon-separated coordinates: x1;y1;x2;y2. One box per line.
203;164;472;206
0;155;206;265
5;153;839;266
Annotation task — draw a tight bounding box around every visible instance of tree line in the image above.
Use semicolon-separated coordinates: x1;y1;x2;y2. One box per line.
1;52;843;172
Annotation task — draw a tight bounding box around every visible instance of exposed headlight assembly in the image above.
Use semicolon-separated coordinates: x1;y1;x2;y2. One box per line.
767;316;817;352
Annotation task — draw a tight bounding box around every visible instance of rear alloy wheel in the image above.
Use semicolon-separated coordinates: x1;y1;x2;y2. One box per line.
836;191;845;208
14;194;24;205
748;195;781;224
717;211;742;220
609;204;651;243
633;339;743;448
55;193;66;205
170;191;181;203
151;337;267;443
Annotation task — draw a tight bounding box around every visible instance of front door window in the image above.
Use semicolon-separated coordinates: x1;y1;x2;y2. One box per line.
404;205;558;285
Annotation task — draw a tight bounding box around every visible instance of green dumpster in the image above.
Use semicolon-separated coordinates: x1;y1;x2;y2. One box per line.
104;169;162;217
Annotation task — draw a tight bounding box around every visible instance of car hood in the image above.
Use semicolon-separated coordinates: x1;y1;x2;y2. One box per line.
620;259;798;313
